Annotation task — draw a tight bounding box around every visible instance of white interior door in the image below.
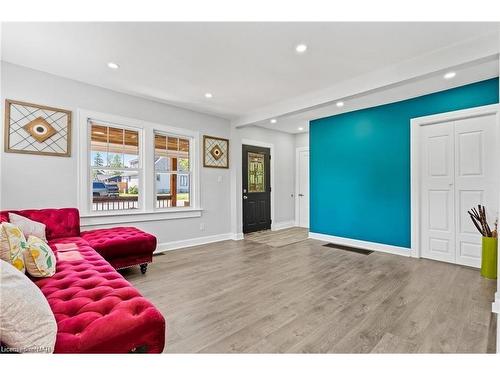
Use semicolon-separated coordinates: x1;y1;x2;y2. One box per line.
298;150;310;228
421;121;456;264
454;114;498;267
419;109;498;268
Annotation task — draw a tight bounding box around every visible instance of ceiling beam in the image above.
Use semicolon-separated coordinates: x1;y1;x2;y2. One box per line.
231;31;500;128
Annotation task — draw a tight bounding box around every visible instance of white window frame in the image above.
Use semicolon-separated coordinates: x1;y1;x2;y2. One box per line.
88;120;144;213
153;129;196;211
78;109;202;226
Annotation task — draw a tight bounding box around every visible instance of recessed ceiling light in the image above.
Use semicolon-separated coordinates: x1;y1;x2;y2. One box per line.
204;92;213;99
298;127;304;131
336;101;345;108
107;62;119;70
270;118;277;124
295;44;308;54
444;71;456;80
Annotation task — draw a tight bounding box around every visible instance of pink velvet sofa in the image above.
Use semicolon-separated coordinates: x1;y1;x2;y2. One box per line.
0;208;166;353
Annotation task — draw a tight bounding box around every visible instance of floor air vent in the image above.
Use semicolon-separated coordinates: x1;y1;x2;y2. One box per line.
323;243;374;255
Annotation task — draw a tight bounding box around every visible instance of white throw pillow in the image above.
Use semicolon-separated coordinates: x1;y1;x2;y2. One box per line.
0;259;57;353
8;213;47;243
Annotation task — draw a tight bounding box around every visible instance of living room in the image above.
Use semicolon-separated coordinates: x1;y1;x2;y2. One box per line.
1;1;500;374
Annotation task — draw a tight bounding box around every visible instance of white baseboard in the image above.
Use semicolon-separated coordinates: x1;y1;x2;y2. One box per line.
233;232;244;240
308;232;411;257
271;220;296;231
154;230;411;256
493;292;500;314
155;232;236;253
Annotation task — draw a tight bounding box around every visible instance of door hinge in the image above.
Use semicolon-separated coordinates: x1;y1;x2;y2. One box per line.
269;187;272;192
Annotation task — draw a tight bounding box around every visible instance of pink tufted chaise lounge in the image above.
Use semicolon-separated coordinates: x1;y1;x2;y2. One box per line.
81;227;156;274
0;208;166;353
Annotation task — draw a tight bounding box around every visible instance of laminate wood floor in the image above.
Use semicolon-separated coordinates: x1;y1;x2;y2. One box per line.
122;233;497;353
245;227;308;247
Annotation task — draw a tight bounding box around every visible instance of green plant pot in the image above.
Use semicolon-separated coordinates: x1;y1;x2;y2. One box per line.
481;237;497;279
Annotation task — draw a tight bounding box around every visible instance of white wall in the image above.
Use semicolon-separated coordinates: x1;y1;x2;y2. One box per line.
0;62;232;246
230;125;296;235
295;132;309;148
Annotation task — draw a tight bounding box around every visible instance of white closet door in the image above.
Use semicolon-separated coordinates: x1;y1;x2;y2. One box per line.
454;114;498;267
421;121;456;264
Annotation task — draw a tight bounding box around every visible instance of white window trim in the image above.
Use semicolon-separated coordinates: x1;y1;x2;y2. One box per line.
77;109;202;226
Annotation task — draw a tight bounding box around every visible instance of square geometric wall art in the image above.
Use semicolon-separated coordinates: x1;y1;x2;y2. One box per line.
203;135;229;168
4;99;72;157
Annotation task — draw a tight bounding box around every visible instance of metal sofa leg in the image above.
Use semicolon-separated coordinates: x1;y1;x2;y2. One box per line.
140;263;148;274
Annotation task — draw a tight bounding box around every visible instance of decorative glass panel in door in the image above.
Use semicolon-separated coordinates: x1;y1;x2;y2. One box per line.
248;152;265;193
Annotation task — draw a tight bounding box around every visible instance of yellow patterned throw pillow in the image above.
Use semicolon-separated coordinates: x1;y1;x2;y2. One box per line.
0;223;11;263
24;235;56;277
0;222;27;273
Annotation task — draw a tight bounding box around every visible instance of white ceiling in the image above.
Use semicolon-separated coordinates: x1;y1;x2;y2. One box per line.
1;22;499;131
257;56;499;134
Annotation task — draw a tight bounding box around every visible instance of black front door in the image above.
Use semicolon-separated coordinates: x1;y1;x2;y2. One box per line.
242;145;271;233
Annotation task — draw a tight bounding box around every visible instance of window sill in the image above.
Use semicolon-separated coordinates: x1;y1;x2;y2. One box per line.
80;208;203;227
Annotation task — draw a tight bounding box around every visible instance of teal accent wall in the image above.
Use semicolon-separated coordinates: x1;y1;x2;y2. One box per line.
310;78;499;248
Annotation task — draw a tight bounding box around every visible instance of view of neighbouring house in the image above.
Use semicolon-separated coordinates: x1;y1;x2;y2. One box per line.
90;123;191;210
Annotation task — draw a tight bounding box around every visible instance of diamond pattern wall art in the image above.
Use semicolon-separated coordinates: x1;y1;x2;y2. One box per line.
203;135;229;168
4;99;72;157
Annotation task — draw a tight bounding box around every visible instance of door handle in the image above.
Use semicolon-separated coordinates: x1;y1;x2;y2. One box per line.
298;194;304;197
243;196;248;199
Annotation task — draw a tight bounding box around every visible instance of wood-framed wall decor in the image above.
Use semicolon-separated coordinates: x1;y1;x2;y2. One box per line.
4;99;72;157
203;135;229;168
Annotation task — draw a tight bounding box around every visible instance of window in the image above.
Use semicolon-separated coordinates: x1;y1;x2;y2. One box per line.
89;121;141;211
248;152;265;192
79;110;201;222
154;131;192;208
